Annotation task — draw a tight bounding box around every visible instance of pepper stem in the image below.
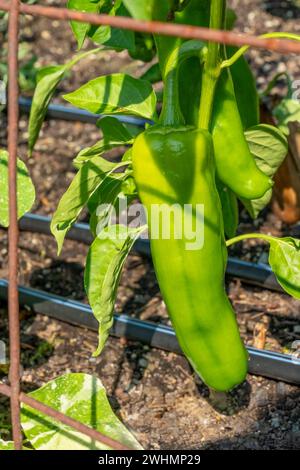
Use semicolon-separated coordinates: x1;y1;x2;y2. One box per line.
159;41;206;126
198;0;226;130
159;48;185;126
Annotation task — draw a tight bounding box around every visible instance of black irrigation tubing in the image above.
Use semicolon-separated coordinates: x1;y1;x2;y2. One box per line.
18;97;150;127
19;212;282;293
0;279;299;385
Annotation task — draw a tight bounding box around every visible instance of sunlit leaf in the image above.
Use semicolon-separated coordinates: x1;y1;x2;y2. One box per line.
269;237;300;299
85;225;145;355
63;73;157;120
0;149;35;227
50;156;120;253
241;124;287;218
21;373;142;450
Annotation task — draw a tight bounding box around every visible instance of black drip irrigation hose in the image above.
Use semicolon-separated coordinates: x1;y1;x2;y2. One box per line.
19;213;282;293
0;279;299;385
19;97;151;127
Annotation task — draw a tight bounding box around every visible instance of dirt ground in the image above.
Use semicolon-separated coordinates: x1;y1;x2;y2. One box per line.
0;0;300;450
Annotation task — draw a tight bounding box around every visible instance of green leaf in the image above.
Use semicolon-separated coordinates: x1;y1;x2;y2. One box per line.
0;149;35;227
73;140;116;168
0;440;15;450
73;117;134;168
88;4;135;50
84;225;145;355
67;0;99;49
88;173;126;236
228;232;300;299
140;62;162;84
269;237;300;299
241;124;288;218
97;116;134;143
121;176;137;198
50;156;119;253
128;32;156;63
121;147;133;163
0;439;30;450
28;48;104;154
63;73;157;120
21;373;142;450
28;66;65;155
225;8;237;30
90;24;134;49
273;98;300;135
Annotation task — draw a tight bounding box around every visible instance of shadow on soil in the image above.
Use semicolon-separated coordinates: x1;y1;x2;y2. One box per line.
201;386;300;450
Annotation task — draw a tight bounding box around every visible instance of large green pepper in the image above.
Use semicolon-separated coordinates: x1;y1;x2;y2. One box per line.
132;125;248;391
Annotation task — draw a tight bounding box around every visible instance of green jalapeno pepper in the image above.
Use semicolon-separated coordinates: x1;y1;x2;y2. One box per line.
211;68;273;200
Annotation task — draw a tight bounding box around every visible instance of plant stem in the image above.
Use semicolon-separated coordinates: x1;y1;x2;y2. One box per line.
221;32;300;69
198;0;225;130
226;232;273;247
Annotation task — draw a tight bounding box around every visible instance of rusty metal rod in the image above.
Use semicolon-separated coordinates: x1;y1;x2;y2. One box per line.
0;0;300;54
0;382;132;450
7;0;22;451
4;0;131;453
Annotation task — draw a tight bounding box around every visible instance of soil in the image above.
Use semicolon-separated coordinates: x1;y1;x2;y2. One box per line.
0;0;300;450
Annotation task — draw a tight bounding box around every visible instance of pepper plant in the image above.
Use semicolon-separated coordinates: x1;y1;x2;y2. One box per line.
1;0;300;449
26;0;300;390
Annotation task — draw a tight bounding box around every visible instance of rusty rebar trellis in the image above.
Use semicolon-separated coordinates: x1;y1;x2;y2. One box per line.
1;0;300;452
7;0;22;451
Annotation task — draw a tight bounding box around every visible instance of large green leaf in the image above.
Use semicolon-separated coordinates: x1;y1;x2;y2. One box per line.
85;225;145;356
273;98;300;135
241;124;288;218
21;373;142;450
269;237;300;299
0;149;35;227
28;48;103;155
50;156;120;253
63;73;157;120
